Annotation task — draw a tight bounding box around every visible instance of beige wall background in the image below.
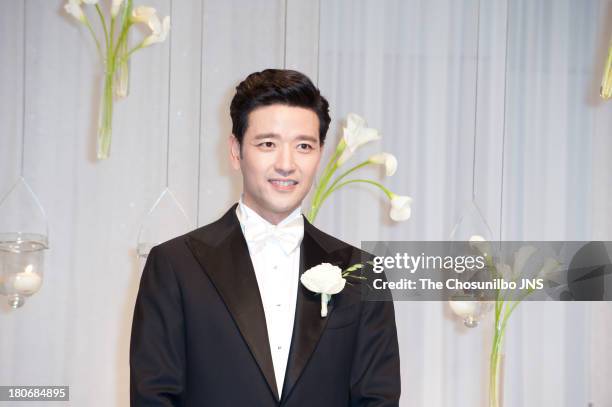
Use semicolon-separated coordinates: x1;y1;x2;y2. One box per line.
1;0;611;406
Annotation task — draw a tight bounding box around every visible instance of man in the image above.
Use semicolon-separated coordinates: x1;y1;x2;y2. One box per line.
130;69;401;406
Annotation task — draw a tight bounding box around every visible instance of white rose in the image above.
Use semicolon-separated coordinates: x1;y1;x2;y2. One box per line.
300;263;346;317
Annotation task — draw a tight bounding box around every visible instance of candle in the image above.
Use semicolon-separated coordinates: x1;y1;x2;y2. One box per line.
14;264;43;295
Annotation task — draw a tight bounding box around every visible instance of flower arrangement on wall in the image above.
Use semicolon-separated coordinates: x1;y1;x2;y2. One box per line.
64;0;170;159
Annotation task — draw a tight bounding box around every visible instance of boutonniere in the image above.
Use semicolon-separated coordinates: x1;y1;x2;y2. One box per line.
300;262;366;317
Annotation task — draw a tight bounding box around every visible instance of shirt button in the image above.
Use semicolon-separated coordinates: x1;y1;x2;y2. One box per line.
277;345;282;350
273;265;278;270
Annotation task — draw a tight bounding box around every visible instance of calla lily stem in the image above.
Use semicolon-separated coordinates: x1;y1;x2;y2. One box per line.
95;5;110;49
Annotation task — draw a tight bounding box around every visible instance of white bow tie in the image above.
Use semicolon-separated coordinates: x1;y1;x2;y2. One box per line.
242;215;304;255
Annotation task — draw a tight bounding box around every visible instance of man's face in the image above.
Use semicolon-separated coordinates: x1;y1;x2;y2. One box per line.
229;104;323;225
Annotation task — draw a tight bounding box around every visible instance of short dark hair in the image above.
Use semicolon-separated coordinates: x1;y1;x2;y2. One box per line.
230;69;331;146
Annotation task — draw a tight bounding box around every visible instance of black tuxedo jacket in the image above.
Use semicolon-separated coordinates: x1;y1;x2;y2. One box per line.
130;204;400;406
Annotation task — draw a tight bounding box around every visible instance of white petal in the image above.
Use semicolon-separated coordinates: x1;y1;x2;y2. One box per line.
537;257;561;280
141;34;160;47
512;246;537;278
131;6;157;23
111;0;123;16
346;113;367;132
345;127;380;153
389;194;412;221
337;128;381;166
141;17;169;48
64;1;85;22
161;15;171;39
336;148;352;167
369;152;397;176
336;114;381;166
300;263;345;294
147;14;162;34
494;262;511;280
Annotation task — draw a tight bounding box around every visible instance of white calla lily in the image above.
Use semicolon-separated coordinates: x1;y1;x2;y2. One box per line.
512;246;537;279
142;15;170;47
389;193;412;221
65;0;86;23
300;263;346;317
131;6;157;23
496;262;513;280
369;153;397;176
537;257;562;281
111;0;123;17
337;113;381;166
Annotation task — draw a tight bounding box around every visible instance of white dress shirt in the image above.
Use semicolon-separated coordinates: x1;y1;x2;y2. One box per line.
235;199;303;394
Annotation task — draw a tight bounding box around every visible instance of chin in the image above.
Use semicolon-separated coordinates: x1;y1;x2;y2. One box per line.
269;201;300;214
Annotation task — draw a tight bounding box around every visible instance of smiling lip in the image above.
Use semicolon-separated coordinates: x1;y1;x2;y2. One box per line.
269;179;298;191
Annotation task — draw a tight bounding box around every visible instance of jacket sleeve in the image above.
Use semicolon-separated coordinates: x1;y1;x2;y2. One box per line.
130;245;186;406
349;266;401;406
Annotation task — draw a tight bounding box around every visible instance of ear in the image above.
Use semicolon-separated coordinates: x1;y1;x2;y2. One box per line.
228;135;241;170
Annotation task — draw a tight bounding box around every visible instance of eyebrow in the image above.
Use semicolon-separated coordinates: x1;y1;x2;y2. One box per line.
253;133;319;143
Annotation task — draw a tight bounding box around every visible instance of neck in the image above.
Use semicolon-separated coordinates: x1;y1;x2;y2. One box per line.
241;197;300;225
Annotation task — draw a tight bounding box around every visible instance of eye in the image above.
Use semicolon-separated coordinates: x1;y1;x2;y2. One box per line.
297;143;314;151
257;141;275;149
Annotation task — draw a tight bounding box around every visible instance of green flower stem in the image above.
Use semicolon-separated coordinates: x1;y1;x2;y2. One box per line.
325;178;393;201
601;40;612;99
489;284;535;407
309;179;392;222
83;18;104;62
308;159;372;221
489;318;504;407
94;5;110;51
313;145;342;205
307;141;345;221
325;160;371;195
110;15;116;49
116;45;142;67
122;0;134;31
113;19;133;59
97;70;114;159
94;0;134;160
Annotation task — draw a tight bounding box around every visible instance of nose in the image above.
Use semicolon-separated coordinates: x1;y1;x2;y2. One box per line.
274;144;296;177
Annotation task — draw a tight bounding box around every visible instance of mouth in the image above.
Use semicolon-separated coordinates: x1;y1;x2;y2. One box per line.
269;178;299;191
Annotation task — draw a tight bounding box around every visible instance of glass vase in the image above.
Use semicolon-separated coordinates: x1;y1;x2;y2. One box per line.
489;311;506;407
0;177;49;308
97;69;114;160
136;188;192;259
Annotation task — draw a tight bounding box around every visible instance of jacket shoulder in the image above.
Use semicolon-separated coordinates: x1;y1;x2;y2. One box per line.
153;204;239;254
305;220;374;261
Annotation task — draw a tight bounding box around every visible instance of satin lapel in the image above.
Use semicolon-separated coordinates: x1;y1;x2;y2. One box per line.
185;209;280;402
280;220;335;402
